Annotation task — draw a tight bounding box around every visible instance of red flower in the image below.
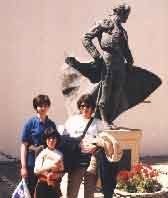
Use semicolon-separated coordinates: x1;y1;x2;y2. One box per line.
149;170;159;178
116;163;162;193
133;163;143;173
143;168;148;174
117;170;130;181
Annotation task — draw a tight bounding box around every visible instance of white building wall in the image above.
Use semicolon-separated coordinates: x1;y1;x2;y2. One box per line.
0;0;167;157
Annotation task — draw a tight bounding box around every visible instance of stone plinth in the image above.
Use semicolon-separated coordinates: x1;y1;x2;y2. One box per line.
96;128;142;189
104;128;142;169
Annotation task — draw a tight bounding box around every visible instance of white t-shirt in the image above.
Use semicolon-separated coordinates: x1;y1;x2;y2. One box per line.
63;114;104;144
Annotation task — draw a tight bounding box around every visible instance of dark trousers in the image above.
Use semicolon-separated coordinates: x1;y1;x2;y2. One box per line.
97;150;119;198
34;181;62;198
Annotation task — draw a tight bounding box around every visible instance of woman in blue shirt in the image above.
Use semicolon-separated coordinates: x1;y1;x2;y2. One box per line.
20;94;56;197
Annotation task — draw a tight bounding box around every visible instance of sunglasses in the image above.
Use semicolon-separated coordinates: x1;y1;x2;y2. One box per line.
80;104;91;108
38;104;49;108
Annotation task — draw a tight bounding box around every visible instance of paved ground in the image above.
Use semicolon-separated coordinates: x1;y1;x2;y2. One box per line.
0;152;168;198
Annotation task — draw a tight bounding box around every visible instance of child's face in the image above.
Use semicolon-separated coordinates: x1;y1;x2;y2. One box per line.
36;104;49;116
46;137;57;150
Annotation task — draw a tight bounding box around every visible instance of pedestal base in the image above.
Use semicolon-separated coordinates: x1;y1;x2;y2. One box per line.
104;128;142;169
96;128;142;189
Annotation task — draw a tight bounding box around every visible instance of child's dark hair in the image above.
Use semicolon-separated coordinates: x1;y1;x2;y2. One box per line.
42;127;61;147
77;94;96;110
33;94;51;110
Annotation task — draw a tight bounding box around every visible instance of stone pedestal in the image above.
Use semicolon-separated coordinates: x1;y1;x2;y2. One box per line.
104;128;142;169
96;128;142;189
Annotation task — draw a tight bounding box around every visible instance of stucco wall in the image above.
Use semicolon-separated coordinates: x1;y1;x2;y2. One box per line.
0;0;167;157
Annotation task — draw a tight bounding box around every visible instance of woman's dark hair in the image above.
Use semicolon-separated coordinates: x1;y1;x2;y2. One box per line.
42;127;61;147
113;3;131;16
33;94;51;110
77;94;96;110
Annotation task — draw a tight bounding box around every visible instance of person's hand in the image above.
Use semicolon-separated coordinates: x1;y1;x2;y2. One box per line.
51;161;62;172
94;56;103;65
47;172;62;181
47;173;55;186
80;141;97;154
21;167;28;178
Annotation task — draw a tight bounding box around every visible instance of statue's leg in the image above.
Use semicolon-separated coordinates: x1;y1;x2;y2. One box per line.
98;66;113;127
110;68;127;119
99;65;127;128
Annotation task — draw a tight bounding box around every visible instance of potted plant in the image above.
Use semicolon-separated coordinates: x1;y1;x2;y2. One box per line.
115;163;167;198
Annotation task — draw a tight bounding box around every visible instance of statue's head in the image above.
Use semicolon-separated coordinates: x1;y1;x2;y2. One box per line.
113;3;131;23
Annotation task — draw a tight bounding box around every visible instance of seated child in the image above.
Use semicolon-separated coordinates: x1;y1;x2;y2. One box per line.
34;127;64;198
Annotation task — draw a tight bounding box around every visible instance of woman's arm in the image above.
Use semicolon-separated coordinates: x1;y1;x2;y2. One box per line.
20;142;28;178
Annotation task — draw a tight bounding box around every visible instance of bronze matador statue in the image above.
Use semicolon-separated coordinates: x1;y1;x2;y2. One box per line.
65;3;161;128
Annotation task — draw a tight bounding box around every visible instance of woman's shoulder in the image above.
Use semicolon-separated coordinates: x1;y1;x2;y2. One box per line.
25;116;36;122
23;116;37;128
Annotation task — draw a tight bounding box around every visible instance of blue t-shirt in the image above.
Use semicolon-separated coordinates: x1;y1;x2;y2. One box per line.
21;116;56;168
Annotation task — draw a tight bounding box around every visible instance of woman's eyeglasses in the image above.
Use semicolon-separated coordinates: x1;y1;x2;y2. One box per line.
80;104;91;108
48;136;57;140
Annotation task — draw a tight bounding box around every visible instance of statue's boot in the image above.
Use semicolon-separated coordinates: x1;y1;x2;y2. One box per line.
99;103;116;129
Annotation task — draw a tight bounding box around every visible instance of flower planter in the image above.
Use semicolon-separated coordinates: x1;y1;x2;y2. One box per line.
114;188;168;198
116;163;168;198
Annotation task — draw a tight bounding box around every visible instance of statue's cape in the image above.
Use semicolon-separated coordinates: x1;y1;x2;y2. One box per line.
66;58;162;121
